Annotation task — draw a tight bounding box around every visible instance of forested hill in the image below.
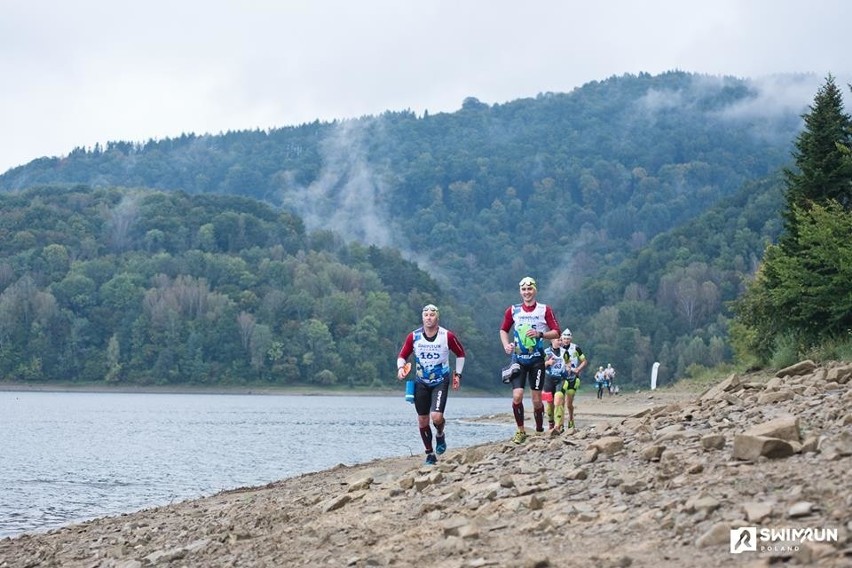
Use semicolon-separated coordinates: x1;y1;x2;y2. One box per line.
0;186;468;388
0;71;819;387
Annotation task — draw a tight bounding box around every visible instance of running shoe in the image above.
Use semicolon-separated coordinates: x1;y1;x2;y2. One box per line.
424;452;437;465
435;434;446;455
548;421;556;431
511;430;528;444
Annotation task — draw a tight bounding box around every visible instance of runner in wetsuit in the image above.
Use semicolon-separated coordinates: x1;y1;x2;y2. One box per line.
397;304;465;465
499;276;561;444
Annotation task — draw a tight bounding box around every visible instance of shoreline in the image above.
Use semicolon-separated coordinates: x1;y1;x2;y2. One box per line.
3;362;848;566
0;380;505;398
3;389;689;537
0;377;676;399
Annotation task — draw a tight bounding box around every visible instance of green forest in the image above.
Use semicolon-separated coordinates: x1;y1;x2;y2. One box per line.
1;71;850;390
0;187;446;387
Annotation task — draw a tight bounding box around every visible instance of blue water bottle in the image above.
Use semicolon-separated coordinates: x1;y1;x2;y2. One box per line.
405;380;415;403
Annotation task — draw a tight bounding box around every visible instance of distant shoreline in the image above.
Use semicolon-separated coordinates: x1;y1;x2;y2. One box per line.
0;381;502;398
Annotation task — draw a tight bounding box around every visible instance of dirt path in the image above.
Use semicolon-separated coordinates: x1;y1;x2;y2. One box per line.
472;388;695;427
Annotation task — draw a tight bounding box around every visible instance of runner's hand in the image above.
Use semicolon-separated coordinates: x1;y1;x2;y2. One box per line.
397;362;411;380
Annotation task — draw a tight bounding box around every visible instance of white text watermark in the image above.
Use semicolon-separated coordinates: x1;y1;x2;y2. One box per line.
730;526;838;554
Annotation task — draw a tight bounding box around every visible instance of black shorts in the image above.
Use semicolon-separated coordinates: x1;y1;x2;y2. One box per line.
413;379;450;415
510;360;545;391
560;375;580;394
543;373;561;396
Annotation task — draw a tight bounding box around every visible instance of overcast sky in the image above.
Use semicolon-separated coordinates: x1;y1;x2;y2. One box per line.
2;0;850;174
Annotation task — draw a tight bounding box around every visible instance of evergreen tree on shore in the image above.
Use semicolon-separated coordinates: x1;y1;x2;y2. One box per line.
781;75;852;253
733;75;852;363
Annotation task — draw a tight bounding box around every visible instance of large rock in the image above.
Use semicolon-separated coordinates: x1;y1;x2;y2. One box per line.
589;436;624;455
700;434;725;450
776;359;817;377
757;390;794;404
698;373;741;401
741;501;773;523
695;522;732;547
826;363;852;384
732;434;796;460
744;415;801;442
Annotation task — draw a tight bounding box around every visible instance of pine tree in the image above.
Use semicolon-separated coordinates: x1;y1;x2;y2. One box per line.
733;76;852;363
781;75;852;252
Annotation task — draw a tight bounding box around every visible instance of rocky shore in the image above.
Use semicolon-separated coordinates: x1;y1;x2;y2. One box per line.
1;361;850;567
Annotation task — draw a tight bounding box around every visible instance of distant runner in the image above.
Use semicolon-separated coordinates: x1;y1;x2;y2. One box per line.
604;363;616;396
594;366;606;400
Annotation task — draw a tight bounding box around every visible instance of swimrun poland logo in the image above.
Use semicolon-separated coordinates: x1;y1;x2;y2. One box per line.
730;527;757;553
730;526;838;554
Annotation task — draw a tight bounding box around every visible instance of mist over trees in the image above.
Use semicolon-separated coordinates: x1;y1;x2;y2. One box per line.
2;71;847;389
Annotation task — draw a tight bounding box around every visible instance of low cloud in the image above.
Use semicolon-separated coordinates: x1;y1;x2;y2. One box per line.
280;119;396;248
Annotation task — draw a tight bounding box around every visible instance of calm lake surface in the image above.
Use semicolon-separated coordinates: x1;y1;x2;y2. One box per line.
0;390;512;539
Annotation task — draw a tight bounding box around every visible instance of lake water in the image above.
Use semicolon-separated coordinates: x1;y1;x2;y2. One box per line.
0;390;512;539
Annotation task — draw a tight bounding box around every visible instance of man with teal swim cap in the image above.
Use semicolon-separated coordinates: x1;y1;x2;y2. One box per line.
499;276;562;444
